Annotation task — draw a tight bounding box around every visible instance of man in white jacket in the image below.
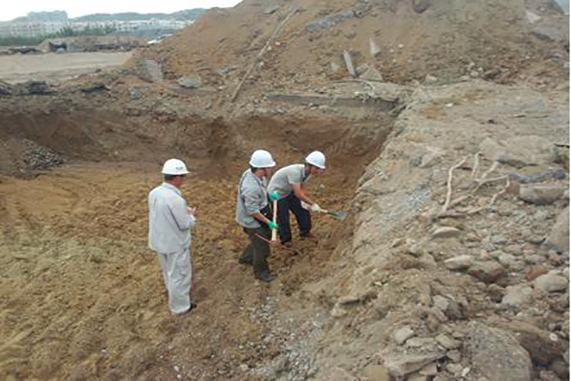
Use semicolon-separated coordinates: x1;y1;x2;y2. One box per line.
149;159;197;314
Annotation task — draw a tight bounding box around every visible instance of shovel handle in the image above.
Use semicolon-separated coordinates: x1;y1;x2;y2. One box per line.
271;200;278;241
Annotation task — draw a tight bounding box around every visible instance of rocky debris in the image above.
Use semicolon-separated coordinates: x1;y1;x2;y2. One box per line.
501;321;564;367
382;351;445;378
23;80;53;95
508;166;566;184
394;326;415;344
468;261;507;284
413;0;432;14
361;364;390;381
410;146;445;168
264;5;280;15
368;37;380;57
0;80;13;96
501;285;533;308
343;50;356;77
81;83;110;93
445;255;474;270
177;76;202;89
435;334;461;350
519;184;566;205
534;272;568;292
359;66;383;82
144;59;164;83
468;323;533;381
24;146;65;170
306;10;354;32
432;227;461;240
544;207;570;253
480;136;559;168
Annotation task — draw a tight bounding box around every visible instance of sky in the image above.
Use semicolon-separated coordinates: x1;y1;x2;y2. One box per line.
0;0;242;21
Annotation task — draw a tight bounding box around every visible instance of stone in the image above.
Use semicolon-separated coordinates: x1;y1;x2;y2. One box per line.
548;251;563;266
498;253;517;268
550;358;569;379
177;76;202;89
544;207;569;253
359;66;383;82
487;284;506;302
480;136;559;168
539;370;562;381
361;364;390;381
446;363;463;376
343;50;356;77
524;254;545;265
264;5;280;14
330;61;341;74
534;273;568;292
383;352;446;378
408;373;430;381
144;59;164;83
419;362;438;376
468;262;507;284
436;334;461;349
526;265;549;281
369;37;381;57
405;337;438;349
468;323;533;381
411;146;444;168
320;367;356;380
432;226;461;239
499;321;564;367
445;255;474;270
519;185;566;205
446;349;462;363
501;285;533;308
413;0;432;13
508;166;566;184
433;295;449;311
394;326;415;345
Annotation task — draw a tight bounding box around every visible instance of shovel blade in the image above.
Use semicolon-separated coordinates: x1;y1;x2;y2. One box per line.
328;211;348;221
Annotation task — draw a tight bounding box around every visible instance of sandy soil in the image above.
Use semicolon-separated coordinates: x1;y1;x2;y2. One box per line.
0;160;353;380
0;52;133;84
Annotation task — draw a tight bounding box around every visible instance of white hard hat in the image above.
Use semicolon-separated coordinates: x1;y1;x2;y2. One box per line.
249;150;276;168
305;151;326;169
162;158;189;175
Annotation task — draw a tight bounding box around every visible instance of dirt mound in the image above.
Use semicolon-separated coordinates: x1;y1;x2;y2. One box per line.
135;0;568;95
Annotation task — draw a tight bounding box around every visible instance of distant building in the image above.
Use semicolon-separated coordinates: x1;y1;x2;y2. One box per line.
0;19;193;38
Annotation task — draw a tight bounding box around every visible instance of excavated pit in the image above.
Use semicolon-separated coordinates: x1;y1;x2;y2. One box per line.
0;100;396;380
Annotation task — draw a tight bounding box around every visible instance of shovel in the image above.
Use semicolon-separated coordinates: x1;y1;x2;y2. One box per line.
301;201;348;221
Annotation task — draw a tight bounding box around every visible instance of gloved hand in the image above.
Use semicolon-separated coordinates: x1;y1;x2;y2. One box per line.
269;191;281;202
269;221;279;230
310;203;322;213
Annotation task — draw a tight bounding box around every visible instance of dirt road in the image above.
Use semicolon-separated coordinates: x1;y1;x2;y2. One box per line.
0;52;132;84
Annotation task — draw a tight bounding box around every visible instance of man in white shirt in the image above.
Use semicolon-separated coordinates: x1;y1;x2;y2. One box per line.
149;159;197;314
268;151;326;246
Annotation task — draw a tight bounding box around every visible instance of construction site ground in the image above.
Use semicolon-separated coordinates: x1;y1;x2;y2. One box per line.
0;52;133;84
0;0;569;380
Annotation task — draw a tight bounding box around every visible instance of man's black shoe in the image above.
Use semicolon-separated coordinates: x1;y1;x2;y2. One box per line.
256;273;274;283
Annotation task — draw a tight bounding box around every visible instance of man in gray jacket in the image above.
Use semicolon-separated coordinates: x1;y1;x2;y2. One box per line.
236;150;279;282
149;158;197;314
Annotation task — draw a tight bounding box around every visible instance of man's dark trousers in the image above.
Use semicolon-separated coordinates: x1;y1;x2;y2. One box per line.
240;226;271;278
277;192;311;244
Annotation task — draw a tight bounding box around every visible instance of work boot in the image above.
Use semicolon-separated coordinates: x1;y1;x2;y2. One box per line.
300;232;317;240
256;273;274;283
238;257;252;265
